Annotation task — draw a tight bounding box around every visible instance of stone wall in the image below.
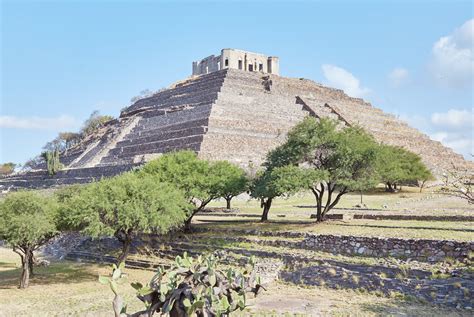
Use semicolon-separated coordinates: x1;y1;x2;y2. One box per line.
196;228;474;263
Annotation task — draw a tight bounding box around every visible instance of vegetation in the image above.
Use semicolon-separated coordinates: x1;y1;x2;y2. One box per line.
80;110;114;136
250;165;317;221
43;132;81;154
58;172;190;264
441;164;473;204
0;191;58;288
0;162;16;176
213;161;248;209
42;150;62;176
100;253;262;316
266;117;380;222
140;151;245;231
375;145;433;192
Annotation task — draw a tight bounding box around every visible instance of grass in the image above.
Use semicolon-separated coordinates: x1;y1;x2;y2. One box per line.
199;188;474;241
208;187;473;216
1;246;468;317
195;218;474;241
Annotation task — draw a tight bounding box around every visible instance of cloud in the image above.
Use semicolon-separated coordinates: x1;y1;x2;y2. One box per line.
321;64;370;98
0;115;80;131
430;19;474;88
388;67;409;87
403;108;473;160
431;109;473;130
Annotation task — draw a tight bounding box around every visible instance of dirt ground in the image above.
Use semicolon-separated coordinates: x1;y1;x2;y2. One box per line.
0;248;471;317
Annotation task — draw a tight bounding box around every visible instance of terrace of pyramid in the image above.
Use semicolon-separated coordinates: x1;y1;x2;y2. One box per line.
1;49;470;189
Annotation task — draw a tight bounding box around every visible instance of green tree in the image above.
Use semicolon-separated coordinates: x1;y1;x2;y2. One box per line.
250;165;318;221
42;150;62;176
267;117;380;222
376;145;433;192
213;161;248;209
0;191;58;288
59;172;190;264
140;151;243;231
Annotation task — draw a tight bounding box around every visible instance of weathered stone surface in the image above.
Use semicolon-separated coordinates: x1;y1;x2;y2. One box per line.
1;68;471;189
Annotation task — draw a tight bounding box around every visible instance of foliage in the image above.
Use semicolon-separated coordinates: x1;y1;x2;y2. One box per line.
43;132;81;153
250;165;322;221
58;172;190;263
140;151;244;230
0;191;58;288
0;162;16;176
100;253;262;316
265;117;380;221
375;144;434;192
80;110;114;136
212;161;248;209
42;150;63;176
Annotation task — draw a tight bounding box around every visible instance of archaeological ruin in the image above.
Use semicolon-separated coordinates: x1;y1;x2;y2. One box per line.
1;49;471;189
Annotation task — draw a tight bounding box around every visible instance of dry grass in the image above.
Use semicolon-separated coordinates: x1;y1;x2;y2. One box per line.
1;248;468;317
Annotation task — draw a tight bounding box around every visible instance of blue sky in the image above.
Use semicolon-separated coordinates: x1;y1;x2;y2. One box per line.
1;0;473;164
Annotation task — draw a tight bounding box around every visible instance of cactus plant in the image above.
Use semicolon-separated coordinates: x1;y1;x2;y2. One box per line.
100;252;262;317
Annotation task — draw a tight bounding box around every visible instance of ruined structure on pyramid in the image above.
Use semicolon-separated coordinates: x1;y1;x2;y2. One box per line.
1;49;470;189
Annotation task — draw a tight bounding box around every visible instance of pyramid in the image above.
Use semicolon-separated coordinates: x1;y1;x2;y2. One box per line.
1;68;470;189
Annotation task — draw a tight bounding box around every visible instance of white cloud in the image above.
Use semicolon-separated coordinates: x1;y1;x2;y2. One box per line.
321;64;370;98
0;115;80;131
403;108;473;159
431;109;473;130
430;19;474;88
388;67;409;87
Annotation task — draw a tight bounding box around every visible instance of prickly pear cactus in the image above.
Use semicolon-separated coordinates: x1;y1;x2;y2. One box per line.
100;252;263;317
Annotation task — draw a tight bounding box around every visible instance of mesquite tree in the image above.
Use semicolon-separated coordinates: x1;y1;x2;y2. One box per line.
59;172;190;264
267;117;380;222
250;165;320;221
0;191;58;288
213;161;248;209
140;151;245;231
375;144;433;192
100;253;262;317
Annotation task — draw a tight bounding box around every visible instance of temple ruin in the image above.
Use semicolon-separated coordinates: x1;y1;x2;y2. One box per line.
1;50;471;189
192;49;279;76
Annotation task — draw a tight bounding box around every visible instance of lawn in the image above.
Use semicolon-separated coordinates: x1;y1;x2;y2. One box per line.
0;248;469;317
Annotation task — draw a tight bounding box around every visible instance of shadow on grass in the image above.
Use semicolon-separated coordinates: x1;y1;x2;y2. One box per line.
0;261;98;289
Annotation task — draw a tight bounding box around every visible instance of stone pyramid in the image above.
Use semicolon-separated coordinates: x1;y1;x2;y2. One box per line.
1;69;470;189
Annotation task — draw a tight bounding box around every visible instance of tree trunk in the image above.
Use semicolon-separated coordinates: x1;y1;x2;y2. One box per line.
116;231;133;265
225;196;232;210
28;249;35;277
360;191;363;204
184;216;193;233
260;198;273;222
19;248;31;289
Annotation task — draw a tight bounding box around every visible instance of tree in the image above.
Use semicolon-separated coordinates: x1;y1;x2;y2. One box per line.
213;161;248;209
140;151;243;231
0;162;16;176
250;165;318;221
441;164;473;204
376;145;433;192
80;110;114;136
0;191;58;288
266;117;380;222
59;172;190;264
42;150;62;176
